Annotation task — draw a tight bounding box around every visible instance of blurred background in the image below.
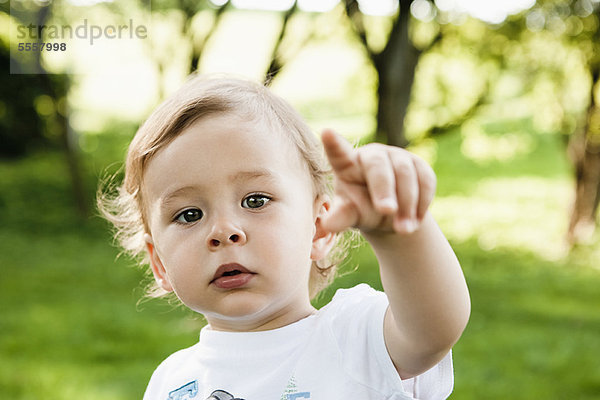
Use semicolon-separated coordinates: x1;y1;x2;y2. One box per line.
1;0;600;398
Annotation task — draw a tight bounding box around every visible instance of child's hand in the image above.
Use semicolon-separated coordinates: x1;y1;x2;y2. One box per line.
321;129;436;235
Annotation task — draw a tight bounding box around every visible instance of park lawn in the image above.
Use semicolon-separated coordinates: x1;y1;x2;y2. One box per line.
1;122;599;399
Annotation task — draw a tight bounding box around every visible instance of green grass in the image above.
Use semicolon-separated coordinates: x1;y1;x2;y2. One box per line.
452;243;600;399
1;121;599;399
0;228;205;399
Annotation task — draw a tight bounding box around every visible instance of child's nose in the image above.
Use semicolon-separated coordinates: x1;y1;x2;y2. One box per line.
207;222;247;250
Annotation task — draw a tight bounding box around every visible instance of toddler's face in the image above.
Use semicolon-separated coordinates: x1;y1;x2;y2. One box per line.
142;113;323;331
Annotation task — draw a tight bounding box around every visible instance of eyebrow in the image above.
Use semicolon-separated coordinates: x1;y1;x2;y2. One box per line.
159;169;277;209
229;169;274;183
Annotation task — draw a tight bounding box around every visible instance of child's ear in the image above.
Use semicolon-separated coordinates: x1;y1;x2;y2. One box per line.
144;234;174;293
311;197;336;261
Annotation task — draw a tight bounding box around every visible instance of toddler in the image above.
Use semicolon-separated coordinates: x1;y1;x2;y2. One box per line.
99;75;470;400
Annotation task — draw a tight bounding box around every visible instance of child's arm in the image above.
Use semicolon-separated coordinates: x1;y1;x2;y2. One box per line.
320;130;471;379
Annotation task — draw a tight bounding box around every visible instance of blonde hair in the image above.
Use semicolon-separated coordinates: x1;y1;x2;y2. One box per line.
98;75;348;299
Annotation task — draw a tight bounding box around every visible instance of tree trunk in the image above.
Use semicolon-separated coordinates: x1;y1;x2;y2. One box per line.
57;100;89;217
373;0;420;147
567;66;600;244
264;2;297;86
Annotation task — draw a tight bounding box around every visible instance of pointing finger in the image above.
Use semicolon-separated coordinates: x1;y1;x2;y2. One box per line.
321;130;360;181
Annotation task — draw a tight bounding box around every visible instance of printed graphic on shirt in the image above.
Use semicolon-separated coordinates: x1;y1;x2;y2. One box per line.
280;376;311;400
168;380;198;400
205;389;245;400
166;380;309;400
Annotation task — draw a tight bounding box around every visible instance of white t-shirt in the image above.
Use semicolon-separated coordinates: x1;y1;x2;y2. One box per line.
143;284;453;400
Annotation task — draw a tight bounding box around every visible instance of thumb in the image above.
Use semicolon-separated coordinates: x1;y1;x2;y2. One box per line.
320;198;358;234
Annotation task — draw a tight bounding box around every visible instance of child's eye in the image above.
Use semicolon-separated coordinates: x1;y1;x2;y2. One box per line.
175;209;203;224
241;195;270;209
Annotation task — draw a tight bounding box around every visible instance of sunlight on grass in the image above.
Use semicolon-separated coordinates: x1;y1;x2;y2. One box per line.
433;176;572;260
460;119;535;162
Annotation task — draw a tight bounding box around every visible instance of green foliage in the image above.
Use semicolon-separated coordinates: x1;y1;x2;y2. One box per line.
0;6;71;158
0;43;54;157
403;1;599;143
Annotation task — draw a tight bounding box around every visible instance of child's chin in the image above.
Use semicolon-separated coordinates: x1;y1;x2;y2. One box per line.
204;293;271;320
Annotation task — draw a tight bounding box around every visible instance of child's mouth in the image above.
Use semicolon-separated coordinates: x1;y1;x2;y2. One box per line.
221;270;242;277
211;263;256;289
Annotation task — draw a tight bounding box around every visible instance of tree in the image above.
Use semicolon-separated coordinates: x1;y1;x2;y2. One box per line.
1;2;88;216
264;2;299;85
142;0;230;99
341;0;600;241
565;11;600;244
343;0;429;147
148;0;307;98
515;0;600;243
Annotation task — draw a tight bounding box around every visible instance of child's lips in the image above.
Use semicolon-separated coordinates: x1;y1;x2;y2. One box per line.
211;263;256;289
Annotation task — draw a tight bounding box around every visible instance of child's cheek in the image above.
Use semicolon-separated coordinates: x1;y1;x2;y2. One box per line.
260;206;314;261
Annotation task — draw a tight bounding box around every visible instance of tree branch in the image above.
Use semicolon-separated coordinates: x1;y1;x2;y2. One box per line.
342;0;377;61
264;1;298;85
183;0;230;73
196;2;229;56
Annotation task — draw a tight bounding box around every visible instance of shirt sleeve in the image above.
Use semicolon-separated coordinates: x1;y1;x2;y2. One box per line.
142;345;199;400
142;361;167;400
324;284;454;400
